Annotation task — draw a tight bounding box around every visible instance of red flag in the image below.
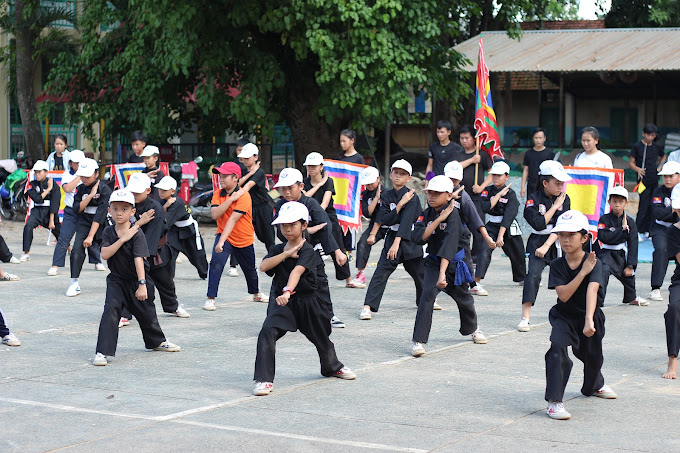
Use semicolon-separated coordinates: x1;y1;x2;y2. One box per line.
474;35;504;161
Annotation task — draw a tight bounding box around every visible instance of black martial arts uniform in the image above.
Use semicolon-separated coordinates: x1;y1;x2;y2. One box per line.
477;184;526;282
522;189;571;305
95;225;166;356
0;234;15;263
23;177;62;251
254;242;344;383
244;167;275;251
597;212;639;303
363;186;424;312
411;202;477;343
650;185;678;290
141;166;165;203
452;184;484;276
630;141;665;235
664;225;680;359
164;197;208;279
545;256;606;402
356;185;387;270
71;181;112;278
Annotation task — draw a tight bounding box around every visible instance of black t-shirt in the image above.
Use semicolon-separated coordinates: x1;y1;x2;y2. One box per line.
453;148;493;194
668;225;680;285
245;168;270;206
303;176;338;221
337;153;364;165
428;141;463;176
548;255;604;316
53;156;64;171
523;148;555;193
102;225;150;280
128;153;144;163
263;242;318;296
630;141;665;184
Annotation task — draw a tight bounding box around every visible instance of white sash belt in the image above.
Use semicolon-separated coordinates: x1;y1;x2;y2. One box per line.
34;200;50;207
656;219;672;227
174;215;202;250
600;243;626;251
531;224;554;235
83;206;97;214
488;215;503;223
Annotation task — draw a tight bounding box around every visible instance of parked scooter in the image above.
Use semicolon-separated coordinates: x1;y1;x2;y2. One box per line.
0;166;29;221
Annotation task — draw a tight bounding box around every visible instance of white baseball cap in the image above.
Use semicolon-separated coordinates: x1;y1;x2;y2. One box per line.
444;161;463;180
426;175;454;193
272;201;310;225
155;175;177;191
109;189;135;206
360;166;380;185
69;149;86;163
671;184;680;209
237;143;259;158
33;160;49;171
127;172;151;193
489;161;511;175
658;161;680;176
552;210;590;234
274;168;304;188
539;160;572;182
141;145;159;157
303;152;324;166
75;158;99;177
391;159;412;175
608;185;628;200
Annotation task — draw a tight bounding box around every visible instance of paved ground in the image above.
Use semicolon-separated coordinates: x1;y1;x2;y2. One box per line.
1;218;679;452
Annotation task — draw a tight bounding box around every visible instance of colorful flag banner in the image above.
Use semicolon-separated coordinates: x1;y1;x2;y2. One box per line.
25;170;66;223
113;162;169;189
474;35;504;161
323;159;368;234
563;166;625;238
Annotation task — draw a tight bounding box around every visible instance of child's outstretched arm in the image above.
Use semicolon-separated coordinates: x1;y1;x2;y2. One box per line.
535;233;559;258
276;264;306;306
260;240;306;272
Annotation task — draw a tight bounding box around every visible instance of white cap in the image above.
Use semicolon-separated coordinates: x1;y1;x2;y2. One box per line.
672;184;680;209
155;175;177;191
360;166;380;185
69;149;85;163
303;152;324;166
538;160;572;182
658;161;680;176
126;172;151;193
272;201;310;225
426;175;454;193
391;159;412;175
33;160;49;171
141;145;159;157
443;161;463;180
552;210;590;234
489;161;511;175
274;168;304;188
237;143;259;158
75;158;99;177
109;189;135;206
608;185;628;200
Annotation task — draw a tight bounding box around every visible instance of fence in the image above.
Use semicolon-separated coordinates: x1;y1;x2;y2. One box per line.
10;124;78;159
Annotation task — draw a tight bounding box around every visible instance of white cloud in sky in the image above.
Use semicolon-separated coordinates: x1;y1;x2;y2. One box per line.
578;0;611;20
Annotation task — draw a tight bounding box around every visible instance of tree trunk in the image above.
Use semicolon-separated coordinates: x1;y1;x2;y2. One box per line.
14;0;45;162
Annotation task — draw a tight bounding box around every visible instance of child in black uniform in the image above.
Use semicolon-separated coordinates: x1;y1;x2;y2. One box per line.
156;176;208;279
237;143;276;252
93;189;180;366
140;145;165;202
545;210;617;420
253;201;356;395
649;161;680;302
360;159;424;321
410;176;487;357
476;161;526;289
663;184;680;379
597;186;648;306
21;160;61;261
520;160;572;332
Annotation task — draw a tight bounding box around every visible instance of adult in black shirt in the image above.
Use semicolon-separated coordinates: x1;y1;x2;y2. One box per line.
629;124;667;235
522;128;556;198
426;120;463;177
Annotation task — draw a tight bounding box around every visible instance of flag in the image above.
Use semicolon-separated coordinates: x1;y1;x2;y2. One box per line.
113;162;169;188
25;170;66;223
322;159;368;234
563;166;625;238
474;35;504;161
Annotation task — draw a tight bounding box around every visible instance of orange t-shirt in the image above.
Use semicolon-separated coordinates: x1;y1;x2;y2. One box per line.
210;189;254;248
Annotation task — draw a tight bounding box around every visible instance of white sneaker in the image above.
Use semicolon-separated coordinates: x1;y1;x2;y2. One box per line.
0;272;19;281
2;333;21;346
93;353;107;366
359;306;372;320
252;292;267;303
630;296;649;306
174;305;190;318
471;329;488;344
411;341;426;357
594;384;617;399
253;381;273;396
47;267;58;276
9;256;20;264
517;317;531;332
433;299;442;310
649;289;663;301
153;341;181;352
176;256;183;264
546;401;571;420
330;316;345;328
334;366;357;380
118;317;129;328
470;283;488;296
203;299;217;311
227;267;239;277
66;282;81;297
94;263;106;271
19;254;30;262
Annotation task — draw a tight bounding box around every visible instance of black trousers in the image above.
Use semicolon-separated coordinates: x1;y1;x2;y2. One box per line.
651;222;671;289
665;281;680;357
150;255;180;313
314;252;335;318
171;236;208;279
413;258;477;343
470;195;485;265
23;206;61;252
522;234;557;305
329;221;351;281
0;305;10;337
70;222;100;279
355;227;386;270
600;250;637;303
253;203;276;252
0;234;13;262
95;275;166;357
475;223;526;282
254;295;343;383
363;233;424;312
544;306;605;402
635;182;656;235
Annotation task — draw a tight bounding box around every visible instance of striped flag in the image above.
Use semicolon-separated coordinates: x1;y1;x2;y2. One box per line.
474;35;504;161
113;162;169;188
323;159;368;234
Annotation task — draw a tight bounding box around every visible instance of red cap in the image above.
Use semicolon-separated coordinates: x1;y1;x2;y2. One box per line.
212;162;242;178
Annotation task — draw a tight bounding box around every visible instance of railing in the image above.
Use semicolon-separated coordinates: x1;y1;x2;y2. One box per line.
9;1;77;28
10;124;78;159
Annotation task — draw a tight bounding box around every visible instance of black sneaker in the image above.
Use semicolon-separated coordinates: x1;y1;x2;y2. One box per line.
330;316;345;328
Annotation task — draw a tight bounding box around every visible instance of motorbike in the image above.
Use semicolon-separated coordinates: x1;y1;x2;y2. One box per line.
0;168;29;221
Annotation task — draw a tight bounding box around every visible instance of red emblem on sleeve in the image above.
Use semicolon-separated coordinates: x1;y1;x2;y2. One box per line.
653;197;662;203
526;199;534;207
481;190;488;197
597;223;605;229
417;215;424;222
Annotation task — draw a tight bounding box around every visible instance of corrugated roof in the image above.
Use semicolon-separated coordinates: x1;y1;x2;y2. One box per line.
454;28;680;73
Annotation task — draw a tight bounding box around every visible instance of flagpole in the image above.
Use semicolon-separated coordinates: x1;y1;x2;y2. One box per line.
475;136;480;185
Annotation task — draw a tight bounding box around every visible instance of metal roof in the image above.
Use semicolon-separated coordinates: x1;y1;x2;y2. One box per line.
454;28;680;73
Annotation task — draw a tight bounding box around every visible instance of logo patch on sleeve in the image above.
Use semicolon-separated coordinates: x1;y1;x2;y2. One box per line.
597;223;605;229
417;215;424;222
653;197;662;203
526;199;534;207
481;190;488;197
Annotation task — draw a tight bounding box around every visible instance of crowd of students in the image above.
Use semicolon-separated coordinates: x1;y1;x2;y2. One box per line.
2;123;680;421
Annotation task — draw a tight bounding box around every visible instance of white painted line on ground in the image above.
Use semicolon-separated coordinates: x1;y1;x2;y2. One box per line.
0;396;161;421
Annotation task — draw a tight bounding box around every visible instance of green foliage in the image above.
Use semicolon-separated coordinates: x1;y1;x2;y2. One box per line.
650;0;680;25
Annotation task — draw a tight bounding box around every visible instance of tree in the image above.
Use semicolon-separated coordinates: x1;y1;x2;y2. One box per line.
0;0;75;162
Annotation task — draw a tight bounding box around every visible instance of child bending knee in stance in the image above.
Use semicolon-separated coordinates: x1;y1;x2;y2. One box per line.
663;185;680;379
